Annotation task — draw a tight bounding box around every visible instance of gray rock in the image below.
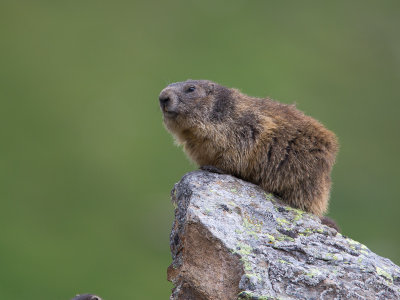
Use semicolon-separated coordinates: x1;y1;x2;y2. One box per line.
167;171;400;300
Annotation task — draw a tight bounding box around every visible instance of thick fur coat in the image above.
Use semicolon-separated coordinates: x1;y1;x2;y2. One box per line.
159;80;338;216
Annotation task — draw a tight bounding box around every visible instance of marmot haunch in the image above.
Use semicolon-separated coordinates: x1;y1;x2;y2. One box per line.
159;80;338;219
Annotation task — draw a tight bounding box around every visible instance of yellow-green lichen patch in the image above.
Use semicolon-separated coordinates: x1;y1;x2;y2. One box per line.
321;252;340;262
203;208;212;215
237;291;256;299
346;238;370;255
347;238;360;247
235;242;252;256
234;242;253;272
331;254;339;261
248;192;257;198
265;233;275;244
300;228;313;236
305;268;320;278
376;266;393;283
237;291;278;300
299;227;326;237
208;189;221;196
284;206;305;221
276;218;290;226
275;233;294;242
278;259;291;265
242;213;263;239
264;192;274;202
242;259;252;271
348;238;365;247
235;228;244;234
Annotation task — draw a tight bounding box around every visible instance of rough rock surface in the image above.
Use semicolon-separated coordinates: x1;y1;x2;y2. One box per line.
167;171;400;300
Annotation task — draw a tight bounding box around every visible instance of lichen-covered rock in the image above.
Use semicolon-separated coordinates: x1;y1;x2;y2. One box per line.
167;171;400;300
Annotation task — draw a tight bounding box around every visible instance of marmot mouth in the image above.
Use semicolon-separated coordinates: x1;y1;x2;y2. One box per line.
163;110;178;118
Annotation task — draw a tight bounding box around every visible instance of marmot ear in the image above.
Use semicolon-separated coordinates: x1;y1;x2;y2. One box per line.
206;83;215;95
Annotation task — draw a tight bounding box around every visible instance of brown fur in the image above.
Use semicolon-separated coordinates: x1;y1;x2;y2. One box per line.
159;80;338;217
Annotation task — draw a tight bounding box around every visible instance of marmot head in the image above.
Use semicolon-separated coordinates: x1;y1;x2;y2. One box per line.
159;79;232;132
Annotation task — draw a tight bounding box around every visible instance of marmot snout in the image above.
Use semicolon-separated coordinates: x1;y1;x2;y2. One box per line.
159;80;338;217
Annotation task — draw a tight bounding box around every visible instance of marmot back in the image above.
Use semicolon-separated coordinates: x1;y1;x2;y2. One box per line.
159;80;338;217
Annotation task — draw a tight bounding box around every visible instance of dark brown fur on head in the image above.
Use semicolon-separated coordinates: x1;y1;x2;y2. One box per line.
159;80;339;217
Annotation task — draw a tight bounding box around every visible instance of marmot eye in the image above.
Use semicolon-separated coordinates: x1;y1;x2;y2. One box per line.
186;86;196;93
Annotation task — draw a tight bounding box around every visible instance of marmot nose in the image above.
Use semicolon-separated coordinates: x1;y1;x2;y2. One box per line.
159;94;170;106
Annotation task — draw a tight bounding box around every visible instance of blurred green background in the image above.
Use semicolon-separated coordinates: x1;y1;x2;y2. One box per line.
1;0;399;299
